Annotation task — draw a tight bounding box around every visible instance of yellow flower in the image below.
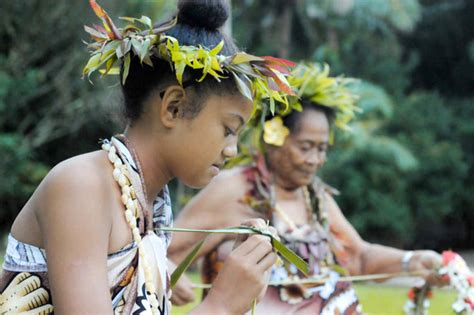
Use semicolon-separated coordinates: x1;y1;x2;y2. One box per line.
263;116;290;146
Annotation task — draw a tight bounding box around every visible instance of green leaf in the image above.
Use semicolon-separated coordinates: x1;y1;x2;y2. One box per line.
84;25;107;40
272;238;309;276
83;53;101;76
139;38;151;63
138;15;153;29
161;226;310;277
131;38;142;56
170;238;206;288
122;54;131;85
116;38;131;59
232;72;253;101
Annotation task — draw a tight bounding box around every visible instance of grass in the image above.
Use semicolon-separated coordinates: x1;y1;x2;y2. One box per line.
171;272;457;315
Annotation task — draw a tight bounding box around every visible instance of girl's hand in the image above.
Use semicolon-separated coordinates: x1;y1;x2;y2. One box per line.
409;250;446;286
195;219;277;314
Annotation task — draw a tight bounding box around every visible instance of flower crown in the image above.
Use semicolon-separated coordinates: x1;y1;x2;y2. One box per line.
263;62;360;146
83;0;294;111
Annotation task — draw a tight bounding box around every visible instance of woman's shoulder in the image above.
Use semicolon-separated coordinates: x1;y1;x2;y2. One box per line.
208;166;251;193
185;167;250;211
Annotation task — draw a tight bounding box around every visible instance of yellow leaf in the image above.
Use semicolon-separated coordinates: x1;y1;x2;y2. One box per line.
209;40;224;56
232;53;264;64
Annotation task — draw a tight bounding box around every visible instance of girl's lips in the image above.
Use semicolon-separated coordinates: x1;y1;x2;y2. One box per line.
210;164;221;176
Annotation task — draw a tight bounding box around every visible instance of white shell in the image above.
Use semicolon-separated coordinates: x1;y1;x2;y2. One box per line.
121;185;131;196
114;159;123;168
113;168;122;181
125;209;134;221
118;174;128;186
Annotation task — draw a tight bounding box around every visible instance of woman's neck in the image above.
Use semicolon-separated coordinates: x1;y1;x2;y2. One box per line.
273;177;302;200
124;127;173;205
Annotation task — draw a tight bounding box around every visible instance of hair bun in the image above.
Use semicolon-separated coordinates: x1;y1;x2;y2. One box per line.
177;0;230;30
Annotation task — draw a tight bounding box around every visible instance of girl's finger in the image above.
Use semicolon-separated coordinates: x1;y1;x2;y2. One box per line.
257;252;278;272
233;234;270;257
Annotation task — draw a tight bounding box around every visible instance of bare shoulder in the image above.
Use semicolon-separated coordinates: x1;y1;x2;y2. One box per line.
40;151;111;201
35;150;116;231
178;167;253;226
206;166;250;196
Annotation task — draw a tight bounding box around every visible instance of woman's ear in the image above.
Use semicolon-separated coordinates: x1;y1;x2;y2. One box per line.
160;85;188;128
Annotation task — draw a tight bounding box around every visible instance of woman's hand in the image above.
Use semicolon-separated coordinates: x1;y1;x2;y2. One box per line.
409;250;446;286
193;219;277;314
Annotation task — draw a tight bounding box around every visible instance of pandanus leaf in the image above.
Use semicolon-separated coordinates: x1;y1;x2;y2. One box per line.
161;226;310;288
170;239;206;288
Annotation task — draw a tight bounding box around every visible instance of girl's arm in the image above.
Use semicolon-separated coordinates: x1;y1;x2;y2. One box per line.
37;162;113;314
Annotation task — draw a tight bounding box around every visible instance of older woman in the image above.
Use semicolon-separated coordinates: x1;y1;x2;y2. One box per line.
168;63;443;314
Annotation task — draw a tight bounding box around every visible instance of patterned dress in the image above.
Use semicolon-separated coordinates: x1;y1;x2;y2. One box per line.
202;155;362;314
0;136;173;314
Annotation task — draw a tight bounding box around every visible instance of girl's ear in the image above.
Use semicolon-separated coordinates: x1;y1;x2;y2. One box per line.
160;85;188;128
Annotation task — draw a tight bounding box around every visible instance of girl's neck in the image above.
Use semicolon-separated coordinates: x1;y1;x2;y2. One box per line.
124;127;173;206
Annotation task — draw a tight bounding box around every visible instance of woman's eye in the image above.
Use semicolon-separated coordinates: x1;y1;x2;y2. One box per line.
300;145;311;152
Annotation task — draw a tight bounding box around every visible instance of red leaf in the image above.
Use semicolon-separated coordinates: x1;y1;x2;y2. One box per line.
89;0;107;18
93;24;107;34
271;73;295;95
262;56;297;67
268;64;291;75
89;0;121;40
254;65;277;78
267;79;279;91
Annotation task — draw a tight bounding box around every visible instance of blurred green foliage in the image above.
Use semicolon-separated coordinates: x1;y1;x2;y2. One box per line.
0;0;472;249
233;0;474;248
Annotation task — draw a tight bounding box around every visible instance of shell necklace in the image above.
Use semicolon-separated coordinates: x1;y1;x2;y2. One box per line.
102;141;160;314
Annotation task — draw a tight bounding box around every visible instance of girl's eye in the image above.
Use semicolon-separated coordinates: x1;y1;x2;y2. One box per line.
224;126;235;137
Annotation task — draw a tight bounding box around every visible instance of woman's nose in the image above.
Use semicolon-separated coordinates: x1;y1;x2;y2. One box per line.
306;150;323;166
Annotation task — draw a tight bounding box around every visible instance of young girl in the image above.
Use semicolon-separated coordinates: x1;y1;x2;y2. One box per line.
0;0;293;313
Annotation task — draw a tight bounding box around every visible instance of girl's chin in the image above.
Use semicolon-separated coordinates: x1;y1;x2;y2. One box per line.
181;173;215;189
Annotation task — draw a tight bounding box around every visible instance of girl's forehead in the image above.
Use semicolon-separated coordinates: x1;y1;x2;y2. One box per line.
204;93;253;117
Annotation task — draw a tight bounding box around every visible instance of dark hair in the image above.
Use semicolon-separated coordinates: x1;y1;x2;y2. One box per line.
121;0;239;121
281;101;336;134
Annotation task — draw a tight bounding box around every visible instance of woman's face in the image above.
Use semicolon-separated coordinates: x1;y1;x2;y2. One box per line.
171;93;253;188
267;109;330;190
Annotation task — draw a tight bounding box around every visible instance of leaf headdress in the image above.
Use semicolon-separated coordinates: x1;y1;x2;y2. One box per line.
83;0;295;111
261;62;361;146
